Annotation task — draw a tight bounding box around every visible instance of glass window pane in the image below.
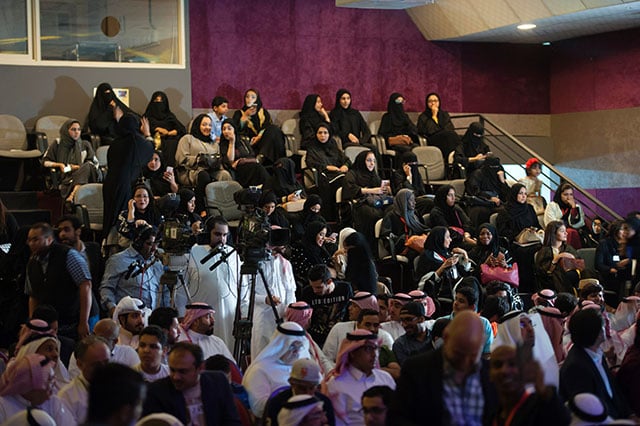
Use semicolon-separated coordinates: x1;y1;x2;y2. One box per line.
39;0;182;64
0;1;28;55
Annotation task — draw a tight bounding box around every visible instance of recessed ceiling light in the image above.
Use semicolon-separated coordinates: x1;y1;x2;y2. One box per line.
542;41;551;46
517;23;537;30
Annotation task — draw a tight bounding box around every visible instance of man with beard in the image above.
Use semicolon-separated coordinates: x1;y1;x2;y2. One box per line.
26;222;92;340
393;301;432;366
56;214;103;322
113;296;147;349
100;224;168;316
142;342;240;425
177;302;235;362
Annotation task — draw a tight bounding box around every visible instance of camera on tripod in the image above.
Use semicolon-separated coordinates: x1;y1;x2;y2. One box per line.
234;187;290;266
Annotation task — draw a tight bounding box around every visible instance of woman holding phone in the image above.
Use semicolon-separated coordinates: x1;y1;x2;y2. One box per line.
231;88;286;166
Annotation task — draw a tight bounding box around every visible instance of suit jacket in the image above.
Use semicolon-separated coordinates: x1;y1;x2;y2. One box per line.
142;371;241;426
391;347;497;426
560;345;631;419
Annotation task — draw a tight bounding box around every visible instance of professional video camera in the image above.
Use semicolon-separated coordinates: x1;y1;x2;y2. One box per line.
233;187;290;266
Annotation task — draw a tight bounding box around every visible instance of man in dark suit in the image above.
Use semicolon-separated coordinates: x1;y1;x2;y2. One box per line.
142;342;241;425
391;310;497;426
560;307;632;420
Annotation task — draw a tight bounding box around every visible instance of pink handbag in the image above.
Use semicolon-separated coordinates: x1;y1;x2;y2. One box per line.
480;263;520;287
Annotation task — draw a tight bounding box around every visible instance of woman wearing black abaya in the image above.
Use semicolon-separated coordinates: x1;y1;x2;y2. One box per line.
102;112;154;240
220;119;271;188
329;89;374;149
453;121;491;176
464;156;509;229
379;93;419;162
299;94;333;149
84;82;134;145
290;220;334;283
142;150;178;198
231;88;286;166
428;184;475;247
305;123;349;221
342;150;390;252
264;157;305;204
290;194;329;243
417;92;460;160
143;91;186;167
391;151;433;217
381;188;429;258
496;183;543;293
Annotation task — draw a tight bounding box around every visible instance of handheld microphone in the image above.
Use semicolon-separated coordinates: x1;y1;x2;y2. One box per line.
124;261;139;280
131;254;162;279
209;246;236;271
199;244;225;264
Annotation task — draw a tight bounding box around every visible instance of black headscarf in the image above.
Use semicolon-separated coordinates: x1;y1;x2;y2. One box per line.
307;123;341;157
301;220;330;265
301;194;325;226
476;223;501;257
461;122;486;153
350;150;380;188
330;89;352;123
219;118;252;161
190;114;211;143
58;119;83;165
300;94;324;126
144;91;186;136
505;183;536;231
397;151;426;196
386;92;412;129
433;185;464;228
241;88;263;111
344;231;377;294
85;82;133;138
424;226;450;259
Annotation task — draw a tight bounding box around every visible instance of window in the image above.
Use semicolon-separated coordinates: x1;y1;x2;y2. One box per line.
0;0;185;68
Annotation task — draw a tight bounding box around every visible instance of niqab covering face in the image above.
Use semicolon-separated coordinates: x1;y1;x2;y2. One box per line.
387;92;411;128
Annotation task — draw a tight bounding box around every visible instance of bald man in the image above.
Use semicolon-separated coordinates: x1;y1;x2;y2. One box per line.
391;310;498;426
68;319;140;378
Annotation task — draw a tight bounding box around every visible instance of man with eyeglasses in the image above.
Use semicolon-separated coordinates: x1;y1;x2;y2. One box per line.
100;224;168;316
361;385;393;426
186;216;245;350
325;330;395;426
392;301;432;366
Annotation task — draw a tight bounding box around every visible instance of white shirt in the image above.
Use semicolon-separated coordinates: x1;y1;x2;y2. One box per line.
323;321;395;362
326;366;396;426
242;360;293;418
380;320;405;341
118;328;140;349
58;375;89;424
0;394;75;425
134;363;170;382
178;327;235;361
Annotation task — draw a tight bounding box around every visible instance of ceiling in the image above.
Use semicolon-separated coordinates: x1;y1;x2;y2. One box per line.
337;0;640;44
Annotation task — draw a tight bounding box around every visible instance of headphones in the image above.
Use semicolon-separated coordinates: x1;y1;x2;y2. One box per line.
132;224;156;252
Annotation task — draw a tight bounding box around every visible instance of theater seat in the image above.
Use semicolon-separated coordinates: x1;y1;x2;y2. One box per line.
0;114;44;190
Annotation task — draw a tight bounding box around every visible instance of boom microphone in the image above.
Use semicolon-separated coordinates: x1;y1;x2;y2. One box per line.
199;244;225;264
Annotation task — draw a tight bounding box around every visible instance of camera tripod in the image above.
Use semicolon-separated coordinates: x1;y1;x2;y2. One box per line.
232;260;282;369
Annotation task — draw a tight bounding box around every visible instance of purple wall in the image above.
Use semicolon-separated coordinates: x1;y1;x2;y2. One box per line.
550;27;640;114
189;0;550;114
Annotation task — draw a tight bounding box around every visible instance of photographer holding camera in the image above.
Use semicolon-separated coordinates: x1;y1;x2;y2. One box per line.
175;114;233;214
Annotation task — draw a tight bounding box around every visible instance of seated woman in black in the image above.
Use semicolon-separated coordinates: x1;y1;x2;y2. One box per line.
299;94;333;149
259;190;290;230
596;219;631;300
464;156;509;228
143;150;178;198
381;188;429;259
379;93;419;162
416;92;460;160
496;183;541;242
84;82;134;145
468;223;512;275
453;121;490;176
220;119;271;188
428;184;476;247
305;123;349;222
342;150;390;252
231;88;286;166
290;194;328;243
329;89;374;150
143;91;186;167
264;157;305;205
172;188;202;234
416;226;472;300
391;151;433;217
343;231;379;295
535;220;583;293
290;220;335;283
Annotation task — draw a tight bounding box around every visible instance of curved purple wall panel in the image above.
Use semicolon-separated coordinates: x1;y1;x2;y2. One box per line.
189;0;550;114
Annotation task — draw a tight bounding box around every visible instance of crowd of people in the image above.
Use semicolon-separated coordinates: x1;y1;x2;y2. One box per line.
0;82;639;425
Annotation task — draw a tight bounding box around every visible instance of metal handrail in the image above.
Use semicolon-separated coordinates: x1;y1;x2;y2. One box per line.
451;114;622;222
